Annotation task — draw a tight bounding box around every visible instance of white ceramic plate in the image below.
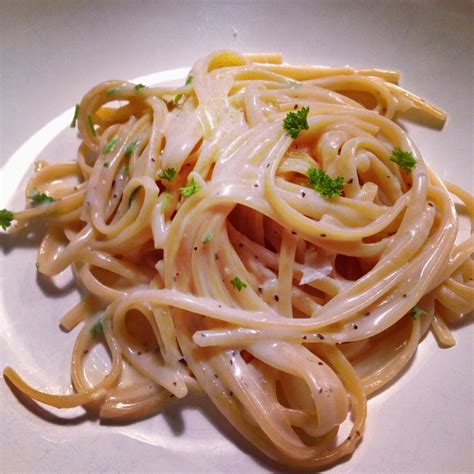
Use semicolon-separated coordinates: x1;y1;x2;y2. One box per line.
0;67;472;474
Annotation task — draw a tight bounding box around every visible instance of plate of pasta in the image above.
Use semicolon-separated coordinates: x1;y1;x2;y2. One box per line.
0;51;472;472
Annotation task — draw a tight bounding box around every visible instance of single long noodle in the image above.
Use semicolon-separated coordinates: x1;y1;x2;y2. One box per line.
2;51;473;469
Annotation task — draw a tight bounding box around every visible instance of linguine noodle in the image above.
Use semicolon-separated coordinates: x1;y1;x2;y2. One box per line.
2;51;473;469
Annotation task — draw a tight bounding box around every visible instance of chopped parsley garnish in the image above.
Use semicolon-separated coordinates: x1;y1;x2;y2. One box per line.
101;136;119;154
106;87;120;95
180;177;200;197
103;162;109;168
161;192;171;212
0;209;13;230
307;167;345;199
389;147;417;173
134;83;146;92
70;104;80;128
203;233;213;244
30;189;54;206
90;320;104;339
124;140;140;157
411;305;427;320
287;80;302;89
87;114;96;137
230;276;247;291
174;75;193;103
128;186;141;206
283;106;310;139
159;167;177;182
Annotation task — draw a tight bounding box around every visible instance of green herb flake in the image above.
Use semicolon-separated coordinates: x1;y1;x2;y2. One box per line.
123;163;129;174
283;106;310;139
128;186;141;206
389;147;417;173
134;83;146;92
124;140;140;158
0;209;14;230
30;189;55;206
230;276;247;291
70;104;80;128
287;80;302;89
90;320;104;339
174;75;194;104
161;192;171;212
159;167;177;182
180;177;200;197
101;136;119;154
203;233;213;244
87;114;96;137
106;87;120;96
411;305;427;320
103;162;109;168
307;167;345;199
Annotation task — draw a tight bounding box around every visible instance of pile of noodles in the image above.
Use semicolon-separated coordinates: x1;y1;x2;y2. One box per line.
4;51;473;469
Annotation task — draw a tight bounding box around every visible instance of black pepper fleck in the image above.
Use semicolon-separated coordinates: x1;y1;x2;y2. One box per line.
302;192;306;197
320;233;327;238
364;311;370;316
318;361;323;366
291;231;297;235
294;104;298;110
353;324;358;329
302;335;307;340
178;358;188;366
347;178;354;184
317;333;325;340
274;295;279;302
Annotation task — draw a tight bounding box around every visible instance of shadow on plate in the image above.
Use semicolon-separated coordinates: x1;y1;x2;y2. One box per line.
3;374;96;426
0;220;47;254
